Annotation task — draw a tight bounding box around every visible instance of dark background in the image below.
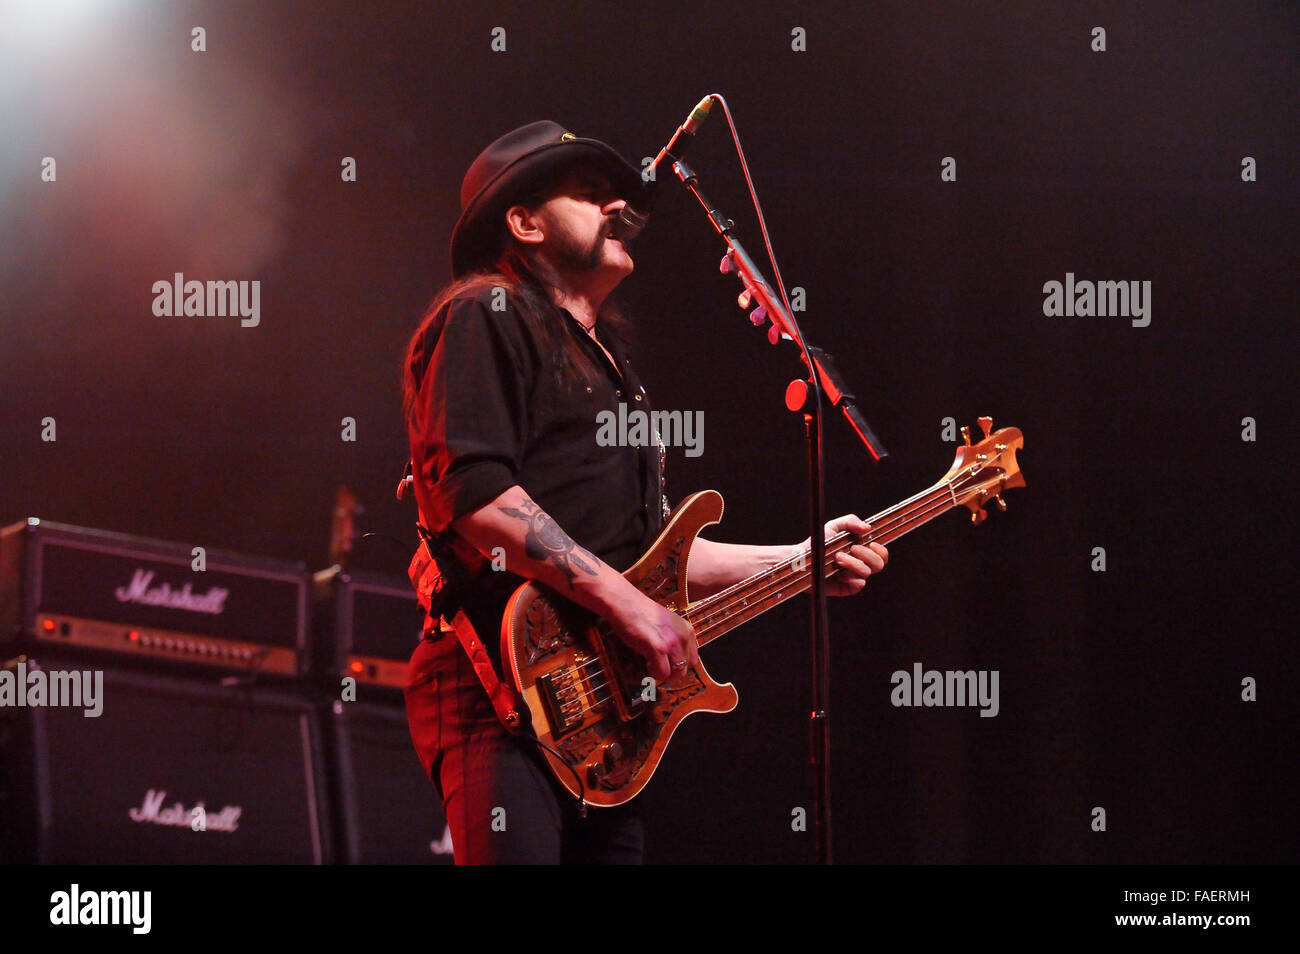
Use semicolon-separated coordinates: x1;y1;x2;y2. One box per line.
1;0;1295;864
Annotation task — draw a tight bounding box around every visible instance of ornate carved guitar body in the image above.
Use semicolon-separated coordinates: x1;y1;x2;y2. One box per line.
502;419;1025;807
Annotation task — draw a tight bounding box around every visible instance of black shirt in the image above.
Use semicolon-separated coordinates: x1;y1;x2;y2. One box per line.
407;285;667;661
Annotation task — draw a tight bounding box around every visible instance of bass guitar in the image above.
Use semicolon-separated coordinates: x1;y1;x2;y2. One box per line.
501;417;1025;807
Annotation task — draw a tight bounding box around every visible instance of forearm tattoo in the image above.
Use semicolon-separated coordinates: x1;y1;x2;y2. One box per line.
500;500;599;588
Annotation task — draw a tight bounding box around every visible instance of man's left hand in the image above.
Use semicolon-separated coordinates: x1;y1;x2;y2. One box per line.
799;514;889;597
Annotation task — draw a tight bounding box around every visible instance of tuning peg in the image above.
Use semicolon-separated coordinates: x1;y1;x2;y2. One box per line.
738;289;752;309
978;416;993;439
970;507;987;525
719;253;735;275
767;323;780;345
960;425;971;447
994;494;1007;511
750;304;767;326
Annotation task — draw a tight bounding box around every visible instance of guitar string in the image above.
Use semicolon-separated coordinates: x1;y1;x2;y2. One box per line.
564;522;931;714
688;461;1008;637
688;484;971;634
536;566;680;690
593;469;988;675
580;495;951;709
545;567;679;697
567;534;959;718
536;467;1000;704
542;528;866;695
544;472;999;716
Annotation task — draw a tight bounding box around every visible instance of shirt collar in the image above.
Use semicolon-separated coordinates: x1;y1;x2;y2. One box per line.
559;307;629;357
558;306;594;336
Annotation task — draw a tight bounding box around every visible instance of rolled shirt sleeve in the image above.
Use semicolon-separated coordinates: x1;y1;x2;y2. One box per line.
408;294;536;534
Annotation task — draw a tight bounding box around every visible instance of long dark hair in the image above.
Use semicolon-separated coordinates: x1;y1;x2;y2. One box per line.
400;242;633;429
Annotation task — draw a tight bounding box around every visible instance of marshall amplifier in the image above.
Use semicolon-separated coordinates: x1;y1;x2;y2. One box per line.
323;699;454;864
0;655;332;863
0;518;309;678
312;565;441;692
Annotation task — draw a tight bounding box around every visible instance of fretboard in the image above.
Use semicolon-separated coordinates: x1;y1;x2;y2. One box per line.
684;481;961;647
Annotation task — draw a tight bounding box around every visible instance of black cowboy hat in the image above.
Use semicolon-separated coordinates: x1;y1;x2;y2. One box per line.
449;120;648;278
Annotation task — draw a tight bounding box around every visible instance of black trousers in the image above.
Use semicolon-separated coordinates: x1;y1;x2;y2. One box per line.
405;632;643;864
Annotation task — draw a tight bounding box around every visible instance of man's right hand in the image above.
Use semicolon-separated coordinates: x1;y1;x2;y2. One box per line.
606;590;700;683
449;486;701;681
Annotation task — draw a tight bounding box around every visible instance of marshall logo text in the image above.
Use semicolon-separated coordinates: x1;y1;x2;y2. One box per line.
128;789;242;833
114;569;230;615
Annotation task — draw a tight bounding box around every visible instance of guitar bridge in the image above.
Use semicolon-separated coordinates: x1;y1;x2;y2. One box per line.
537;653;596;737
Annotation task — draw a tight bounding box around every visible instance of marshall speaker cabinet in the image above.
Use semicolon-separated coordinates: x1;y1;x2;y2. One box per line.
323;699;454;864
0;655;332;864
0;518;309;678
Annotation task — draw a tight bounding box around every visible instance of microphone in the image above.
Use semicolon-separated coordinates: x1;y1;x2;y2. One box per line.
644;95;715;189
610;95;715;243
610;205;649;243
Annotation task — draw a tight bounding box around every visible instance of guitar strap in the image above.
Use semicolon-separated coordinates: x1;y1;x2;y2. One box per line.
406;514;529;737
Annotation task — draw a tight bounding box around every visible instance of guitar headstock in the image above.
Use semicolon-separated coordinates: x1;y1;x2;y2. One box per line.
936;417;1026;525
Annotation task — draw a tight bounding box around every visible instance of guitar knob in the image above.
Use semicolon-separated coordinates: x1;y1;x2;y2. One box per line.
994;494;1007;511
602;741;624;770
587;742;625;787
961;425;971;447
978;416;993;439
970;507;987;525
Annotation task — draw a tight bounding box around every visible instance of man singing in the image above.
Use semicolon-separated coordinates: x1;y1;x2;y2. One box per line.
401;120;888;864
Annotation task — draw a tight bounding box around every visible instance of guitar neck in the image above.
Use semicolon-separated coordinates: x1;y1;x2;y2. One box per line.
684;481;961;648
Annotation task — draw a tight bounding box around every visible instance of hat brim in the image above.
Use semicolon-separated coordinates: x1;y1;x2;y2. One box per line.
450;138;648;278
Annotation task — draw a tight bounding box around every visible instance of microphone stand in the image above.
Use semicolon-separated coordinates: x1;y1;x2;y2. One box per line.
669;156;888;865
